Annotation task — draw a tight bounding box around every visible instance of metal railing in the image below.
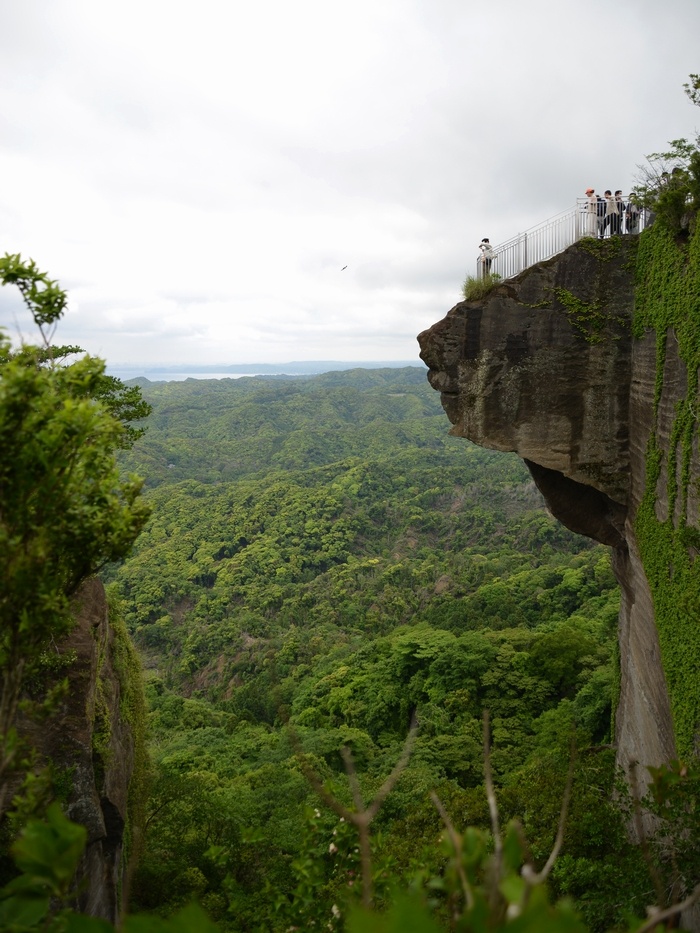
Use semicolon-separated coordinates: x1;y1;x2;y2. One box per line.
476;197;650;281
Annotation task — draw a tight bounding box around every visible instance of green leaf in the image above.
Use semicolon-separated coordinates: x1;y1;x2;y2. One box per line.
124;903;220;933
11;805;86;895
462;826;487;868
502;821;525;873
347;894;443;933
60;912;115;932
499;871;526;905
0;893;50;928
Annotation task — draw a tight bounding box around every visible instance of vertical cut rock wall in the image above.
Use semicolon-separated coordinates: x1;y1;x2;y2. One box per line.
418;237;683;778
19;578;137;922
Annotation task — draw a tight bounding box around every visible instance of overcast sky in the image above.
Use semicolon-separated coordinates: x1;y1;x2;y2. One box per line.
1;0;699;366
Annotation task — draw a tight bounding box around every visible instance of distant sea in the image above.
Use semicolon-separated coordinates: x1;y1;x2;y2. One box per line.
110;371;268;382
107;360;424;382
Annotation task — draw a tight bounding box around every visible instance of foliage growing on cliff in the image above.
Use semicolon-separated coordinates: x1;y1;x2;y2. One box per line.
103;589;150;875
0;802;217;931
632;215;700;758
0;258;154;930
631;75;700;234
0;257;151;813
552;289;607;344
621;74;700;756
462;272;502;301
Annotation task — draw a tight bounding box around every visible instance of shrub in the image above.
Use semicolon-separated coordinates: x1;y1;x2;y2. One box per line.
462;272;502;301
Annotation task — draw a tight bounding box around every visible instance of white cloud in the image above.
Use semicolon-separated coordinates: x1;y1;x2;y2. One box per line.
1;0;699;365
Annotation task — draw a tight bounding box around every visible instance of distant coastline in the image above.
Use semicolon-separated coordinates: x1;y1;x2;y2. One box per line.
107;360;425;382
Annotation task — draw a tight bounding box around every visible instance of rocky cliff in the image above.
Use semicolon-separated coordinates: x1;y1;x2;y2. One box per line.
18;578;144;922
418;229;700;782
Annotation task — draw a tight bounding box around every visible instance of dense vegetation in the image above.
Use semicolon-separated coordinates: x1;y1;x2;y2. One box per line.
0;256;161;932
632;219;700;756
2;75;700;933
99;370;656;930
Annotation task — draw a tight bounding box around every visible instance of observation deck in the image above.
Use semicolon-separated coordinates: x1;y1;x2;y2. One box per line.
477;197;649;281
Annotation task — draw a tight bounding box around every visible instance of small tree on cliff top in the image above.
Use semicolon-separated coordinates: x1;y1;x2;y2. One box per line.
0;254;151;815
631;73;700;231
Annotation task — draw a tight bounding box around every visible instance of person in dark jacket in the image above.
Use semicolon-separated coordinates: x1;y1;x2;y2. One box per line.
603;191;617;237
612;190;625;234
626;199;640;233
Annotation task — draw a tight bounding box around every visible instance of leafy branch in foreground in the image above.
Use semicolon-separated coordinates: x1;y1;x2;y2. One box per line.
0;257;152;929
0;803;218;932
408;712;582;933
0;260;152;812
0;253;68;346
290;712;700;933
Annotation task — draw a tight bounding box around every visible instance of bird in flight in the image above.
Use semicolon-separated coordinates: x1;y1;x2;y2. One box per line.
341;265;348;271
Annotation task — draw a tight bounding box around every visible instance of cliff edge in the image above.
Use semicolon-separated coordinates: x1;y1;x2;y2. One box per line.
418;229;700;780
18;578;144;921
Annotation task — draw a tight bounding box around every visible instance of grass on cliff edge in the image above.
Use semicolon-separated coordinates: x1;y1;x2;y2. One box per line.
462;272;502;300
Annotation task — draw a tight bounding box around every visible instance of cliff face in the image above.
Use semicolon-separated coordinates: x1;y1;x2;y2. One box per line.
19;578;141;922
418;235;691;778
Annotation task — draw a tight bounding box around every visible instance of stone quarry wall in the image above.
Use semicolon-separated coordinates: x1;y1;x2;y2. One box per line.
418;229;699;778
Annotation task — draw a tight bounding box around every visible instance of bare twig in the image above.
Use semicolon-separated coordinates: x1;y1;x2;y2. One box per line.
482;711;502;867
364;716;418;822
635;882;700;933
482;710;508;923
340;747;364;816
294;755;353;823
430;792;474;910
292;716;419;908
522;735;576;888
340;747;373;909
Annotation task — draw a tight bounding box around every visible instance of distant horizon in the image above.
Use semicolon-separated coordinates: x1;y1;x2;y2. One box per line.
109;358;424;366
108;359;426;375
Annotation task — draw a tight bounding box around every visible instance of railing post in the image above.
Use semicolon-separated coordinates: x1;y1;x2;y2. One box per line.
479;200;624;283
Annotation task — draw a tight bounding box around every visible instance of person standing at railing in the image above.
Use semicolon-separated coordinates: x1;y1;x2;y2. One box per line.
603;190;617;236
478;238;495;278
612;190;625;234
626;198;640;234
597;194;607;237
585;188;598;237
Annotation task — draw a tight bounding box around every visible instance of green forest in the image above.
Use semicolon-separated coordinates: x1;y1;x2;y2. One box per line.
2;77;700;931
100;370;643;931
2;344;699;933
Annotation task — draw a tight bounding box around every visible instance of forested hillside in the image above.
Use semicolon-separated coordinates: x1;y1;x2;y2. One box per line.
103;368;652;931
4;71;700;933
